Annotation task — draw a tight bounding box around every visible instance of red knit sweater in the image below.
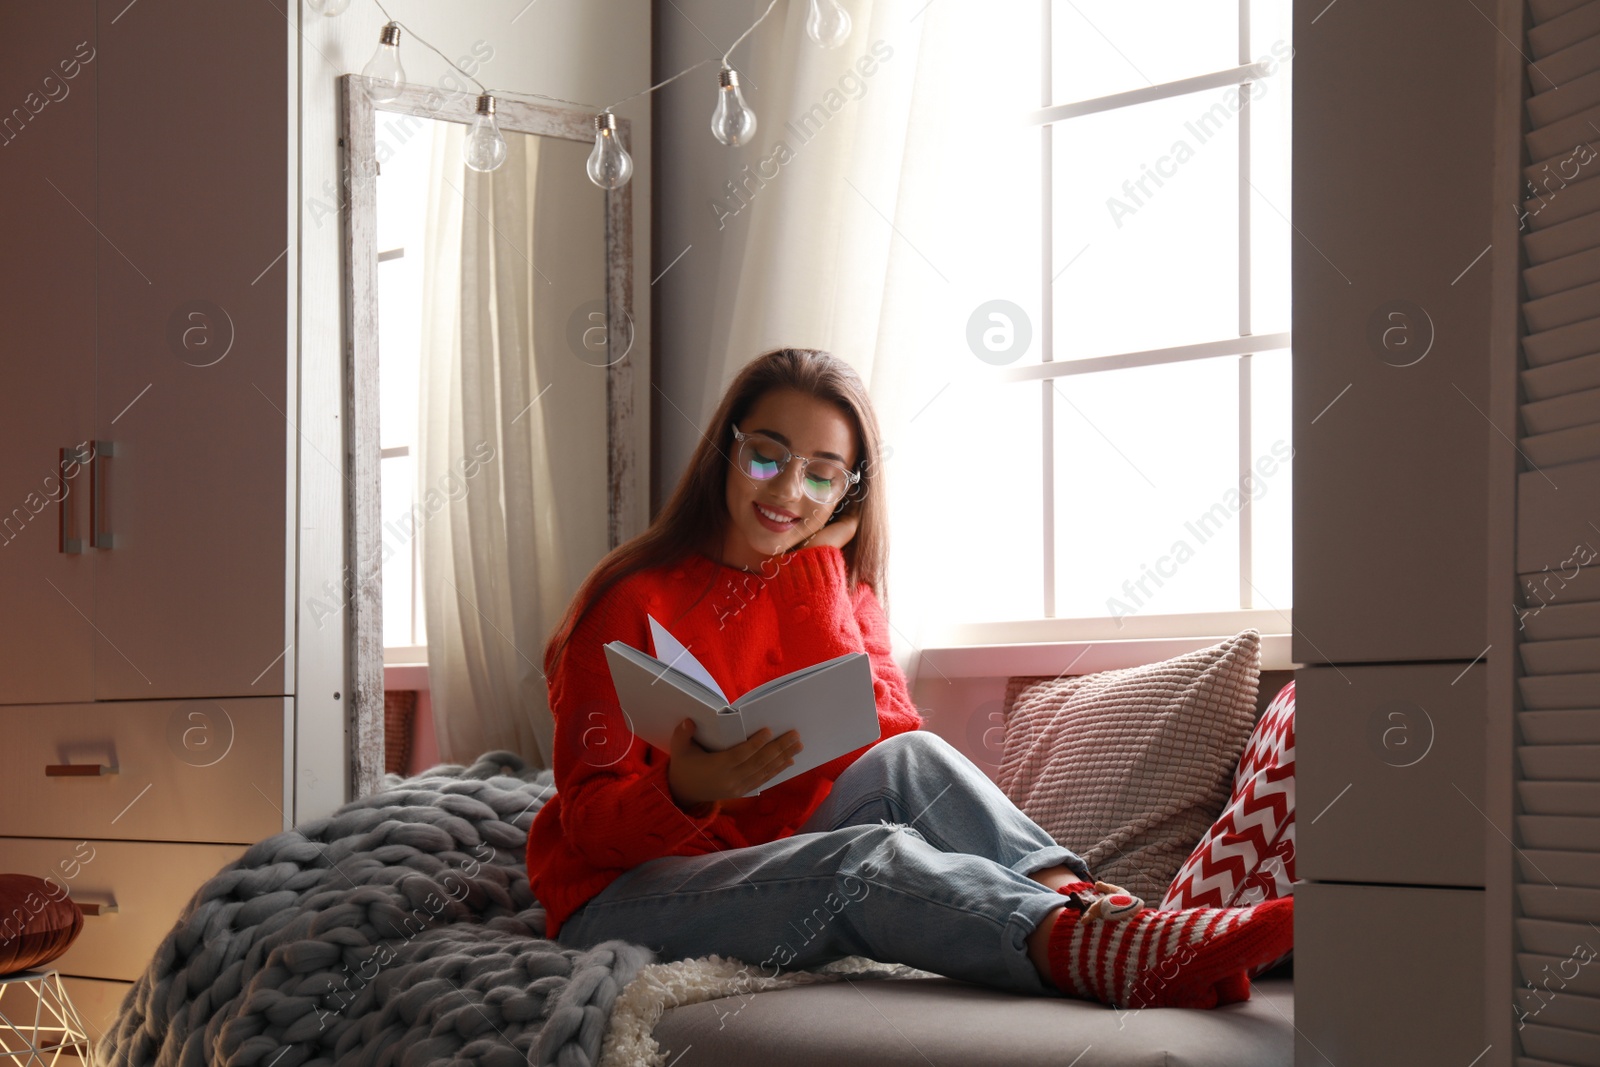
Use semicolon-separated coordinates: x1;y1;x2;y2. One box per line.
527;544;925;937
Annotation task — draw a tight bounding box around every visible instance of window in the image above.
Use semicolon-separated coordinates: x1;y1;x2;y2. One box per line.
375;148;431;655
947;0;1294;640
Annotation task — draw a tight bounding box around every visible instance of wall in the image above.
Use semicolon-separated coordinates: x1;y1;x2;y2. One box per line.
294;0;652;817
652;0;797;514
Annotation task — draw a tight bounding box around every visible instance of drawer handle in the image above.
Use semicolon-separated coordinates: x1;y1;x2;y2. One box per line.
58;446;88;554
90;439;118;550
71;899;118;917
45;763;117;777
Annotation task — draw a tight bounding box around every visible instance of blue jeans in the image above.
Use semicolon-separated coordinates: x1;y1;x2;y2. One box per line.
554;730;1092;995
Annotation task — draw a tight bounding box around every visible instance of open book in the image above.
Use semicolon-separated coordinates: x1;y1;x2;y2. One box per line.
602;614;881;795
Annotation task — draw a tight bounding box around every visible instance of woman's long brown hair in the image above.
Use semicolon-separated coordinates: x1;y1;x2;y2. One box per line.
542;347;890;678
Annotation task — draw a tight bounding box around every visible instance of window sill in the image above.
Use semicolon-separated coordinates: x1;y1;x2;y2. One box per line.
383;645;430;690
915;609;1299;678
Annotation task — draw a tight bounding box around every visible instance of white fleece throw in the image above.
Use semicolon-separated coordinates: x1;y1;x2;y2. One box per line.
599;955;940;1067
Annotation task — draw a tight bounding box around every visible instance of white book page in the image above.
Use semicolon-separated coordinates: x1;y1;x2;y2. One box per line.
648;614;728;703
737;654;844;705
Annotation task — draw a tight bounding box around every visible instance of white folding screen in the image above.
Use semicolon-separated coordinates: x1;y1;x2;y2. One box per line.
1512;1;1600;1063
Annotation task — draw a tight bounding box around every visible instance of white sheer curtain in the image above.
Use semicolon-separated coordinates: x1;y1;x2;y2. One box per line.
417;120;568;768
704;1;1043;674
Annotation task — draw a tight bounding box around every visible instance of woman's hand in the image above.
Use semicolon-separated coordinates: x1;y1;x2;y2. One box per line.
802;509;859;551
667;720;803;810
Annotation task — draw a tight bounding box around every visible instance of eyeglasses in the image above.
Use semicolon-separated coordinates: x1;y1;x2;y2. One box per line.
730;424;862;505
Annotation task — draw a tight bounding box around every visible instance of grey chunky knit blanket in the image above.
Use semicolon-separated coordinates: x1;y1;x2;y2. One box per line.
101;752;654;1067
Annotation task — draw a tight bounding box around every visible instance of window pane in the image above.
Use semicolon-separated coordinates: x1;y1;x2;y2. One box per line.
901;376;1043;623
1246;24;1293;337
1052;0;1240;105
1052;357;1240;618
905;2;1043;365
1247;350;1292;610
375;135;431;453
1053;86;1242;359
376;257;423;454
1250;0;1294;70
381;452;416;647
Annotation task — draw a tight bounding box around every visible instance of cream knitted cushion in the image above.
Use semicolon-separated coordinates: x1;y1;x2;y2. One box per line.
996;630;1262;903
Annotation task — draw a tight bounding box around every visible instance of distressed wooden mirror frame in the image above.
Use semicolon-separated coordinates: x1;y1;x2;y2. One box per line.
338;73;637;798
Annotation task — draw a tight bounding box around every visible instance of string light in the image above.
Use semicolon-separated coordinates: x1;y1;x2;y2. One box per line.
361;23;406;103
700;0;781;153
710;68;758;146
331;0;825;186
464;94;508;172
805;0;852;47
586;112;633;190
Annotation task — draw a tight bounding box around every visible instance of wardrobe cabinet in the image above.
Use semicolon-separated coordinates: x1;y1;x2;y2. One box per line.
1296;883;1486;1066
1296;663;1487;889
0;0;98;706
0;0;297;1040
1288;0;1493;669
1;0;288;705
0;700;286;844
1291;0;1502;1062
90;0;290;701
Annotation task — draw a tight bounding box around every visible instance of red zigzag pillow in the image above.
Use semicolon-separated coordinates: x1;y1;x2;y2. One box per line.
1161;679;1296;922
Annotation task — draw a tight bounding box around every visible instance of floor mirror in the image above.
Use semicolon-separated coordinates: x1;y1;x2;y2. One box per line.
339;74;637;797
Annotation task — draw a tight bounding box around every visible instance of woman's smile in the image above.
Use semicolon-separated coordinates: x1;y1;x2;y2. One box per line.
753;501;799;531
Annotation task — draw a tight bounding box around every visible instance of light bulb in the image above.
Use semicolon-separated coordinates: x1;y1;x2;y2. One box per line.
362;23;406;103
465;94;508;172
710;68;757;147
805;0;852;47
306;0;351;15
586;112;633;190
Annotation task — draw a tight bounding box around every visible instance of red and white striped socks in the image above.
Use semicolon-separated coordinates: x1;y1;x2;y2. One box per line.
1044;880;1294;1009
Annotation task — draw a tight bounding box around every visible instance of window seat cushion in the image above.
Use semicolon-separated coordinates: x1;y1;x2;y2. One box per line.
651;970;1293;1066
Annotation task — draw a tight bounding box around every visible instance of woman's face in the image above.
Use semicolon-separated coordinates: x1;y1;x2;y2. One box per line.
719;388;859;569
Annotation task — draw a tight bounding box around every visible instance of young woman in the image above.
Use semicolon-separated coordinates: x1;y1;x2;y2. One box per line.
527;348;1292;1009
